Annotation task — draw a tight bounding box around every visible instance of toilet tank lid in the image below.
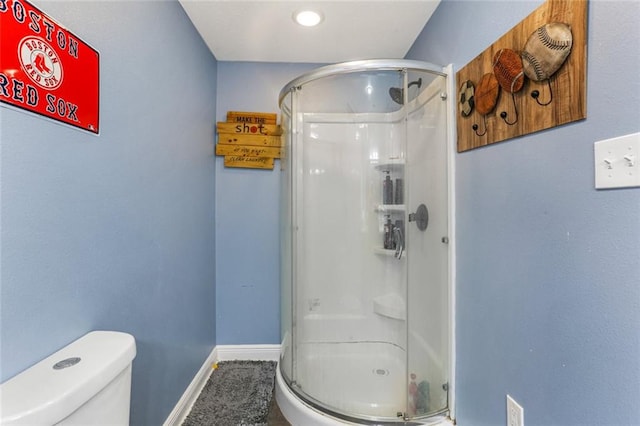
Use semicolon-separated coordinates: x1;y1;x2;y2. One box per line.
0;331;136;425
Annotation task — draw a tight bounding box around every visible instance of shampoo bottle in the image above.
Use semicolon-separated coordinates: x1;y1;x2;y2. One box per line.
384;216;394;249
383;172;393;205
395;178;403;204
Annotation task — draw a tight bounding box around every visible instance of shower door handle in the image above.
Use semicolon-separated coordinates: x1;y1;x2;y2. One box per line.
408;204;429;231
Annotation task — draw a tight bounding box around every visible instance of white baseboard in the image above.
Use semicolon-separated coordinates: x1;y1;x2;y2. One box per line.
215;344;281;362
163;344;281;426
162;347;217;426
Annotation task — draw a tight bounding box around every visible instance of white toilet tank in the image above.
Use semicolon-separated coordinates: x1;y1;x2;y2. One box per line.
0;331;136;425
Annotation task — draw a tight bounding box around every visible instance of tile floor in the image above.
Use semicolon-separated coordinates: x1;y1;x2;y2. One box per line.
267;396;291;426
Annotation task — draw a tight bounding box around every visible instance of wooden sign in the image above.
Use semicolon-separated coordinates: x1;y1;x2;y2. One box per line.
224;156;274;169
227;111;277;125
215;144;281;158
455;0;587;152
216;111;281;169
216;122;282;136
218;134;281;147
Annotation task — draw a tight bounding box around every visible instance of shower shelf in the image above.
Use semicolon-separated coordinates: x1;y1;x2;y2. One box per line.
374;204;406;213
373;247;404;257
373;247;394;256
373;293;406;320
373;159;405;173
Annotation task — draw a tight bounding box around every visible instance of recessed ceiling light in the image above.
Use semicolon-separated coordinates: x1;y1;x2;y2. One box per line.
293;10;323;27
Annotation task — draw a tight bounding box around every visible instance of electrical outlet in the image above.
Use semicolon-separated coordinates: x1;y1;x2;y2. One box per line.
507;395;524;426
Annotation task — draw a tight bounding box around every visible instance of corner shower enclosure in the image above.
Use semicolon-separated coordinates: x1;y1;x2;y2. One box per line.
278;60;452;424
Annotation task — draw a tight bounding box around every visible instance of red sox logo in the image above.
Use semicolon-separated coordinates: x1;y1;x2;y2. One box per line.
18;36;63;90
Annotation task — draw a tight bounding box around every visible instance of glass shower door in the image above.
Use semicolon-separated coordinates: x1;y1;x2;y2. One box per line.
405;71;450;419
288;70;412;421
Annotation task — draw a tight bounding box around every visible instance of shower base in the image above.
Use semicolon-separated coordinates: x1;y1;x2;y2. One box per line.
297;342;405;417
276;341;452;425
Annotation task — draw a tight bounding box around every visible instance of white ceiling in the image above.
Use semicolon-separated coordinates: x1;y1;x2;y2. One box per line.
178;1;441;63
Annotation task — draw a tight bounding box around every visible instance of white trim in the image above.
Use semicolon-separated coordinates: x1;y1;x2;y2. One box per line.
162;347;218;426
163;344;281;426
215;344;281;362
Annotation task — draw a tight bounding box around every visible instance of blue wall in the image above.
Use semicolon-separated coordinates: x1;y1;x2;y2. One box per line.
0;1;217;424
214;62;319;344
407;1;640;425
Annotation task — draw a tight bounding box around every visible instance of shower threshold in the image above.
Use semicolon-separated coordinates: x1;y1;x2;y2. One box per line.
276;365;452;426
278;341;451;425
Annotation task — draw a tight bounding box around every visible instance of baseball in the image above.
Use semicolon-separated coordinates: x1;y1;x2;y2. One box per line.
521;22;573;81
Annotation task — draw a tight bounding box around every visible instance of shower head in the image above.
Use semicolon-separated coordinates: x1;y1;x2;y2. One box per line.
389;78;423;105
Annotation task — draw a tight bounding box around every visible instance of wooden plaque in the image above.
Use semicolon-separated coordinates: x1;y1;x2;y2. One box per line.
217;111;280;169
456;0;587;152
216;122;282;136
218;134;282;147
223;156;274;170
226;111;277;125
215;144;282;158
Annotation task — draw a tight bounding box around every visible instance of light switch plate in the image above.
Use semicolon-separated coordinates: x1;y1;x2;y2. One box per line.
507;395;524;426
594;132;640;189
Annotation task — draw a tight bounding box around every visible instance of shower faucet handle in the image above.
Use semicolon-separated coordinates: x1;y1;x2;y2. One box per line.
409;204;429;231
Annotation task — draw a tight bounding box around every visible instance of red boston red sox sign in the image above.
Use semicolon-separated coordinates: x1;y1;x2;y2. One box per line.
0;0;99;133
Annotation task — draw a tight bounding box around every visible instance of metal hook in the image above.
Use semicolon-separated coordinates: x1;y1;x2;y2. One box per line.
500;92;519;125
531;80;553;106
472;115;488;136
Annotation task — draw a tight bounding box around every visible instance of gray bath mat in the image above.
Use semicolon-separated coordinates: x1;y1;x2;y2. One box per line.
183;360;277;426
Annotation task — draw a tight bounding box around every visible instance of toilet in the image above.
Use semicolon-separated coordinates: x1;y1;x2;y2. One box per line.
0;331;136;425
